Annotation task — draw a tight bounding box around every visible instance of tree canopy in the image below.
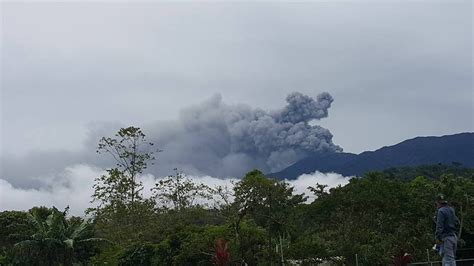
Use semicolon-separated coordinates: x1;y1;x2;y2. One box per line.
2;127;473;265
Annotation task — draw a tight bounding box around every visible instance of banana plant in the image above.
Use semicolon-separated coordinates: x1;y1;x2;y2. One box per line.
13;207;111;265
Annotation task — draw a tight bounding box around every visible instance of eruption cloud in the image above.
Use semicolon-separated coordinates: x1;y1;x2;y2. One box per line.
148;91;341;177
1;91;341;189
0;92;344;213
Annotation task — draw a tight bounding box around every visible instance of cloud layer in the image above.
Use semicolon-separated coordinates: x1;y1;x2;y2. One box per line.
2;2;472;158
0;164;350;216
0;165;100;216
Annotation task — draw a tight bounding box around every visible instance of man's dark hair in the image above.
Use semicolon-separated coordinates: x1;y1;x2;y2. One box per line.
435;194;448;205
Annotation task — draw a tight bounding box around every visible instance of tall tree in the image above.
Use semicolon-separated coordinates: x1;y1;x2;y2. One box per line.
90;127;157;210
233;170;306;264
87;127;158;244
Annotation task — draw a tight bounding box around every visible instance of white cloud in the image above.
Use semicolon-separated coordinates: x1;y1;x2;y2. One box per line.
0;164;100;216
285;171;352;202
1;166;351;215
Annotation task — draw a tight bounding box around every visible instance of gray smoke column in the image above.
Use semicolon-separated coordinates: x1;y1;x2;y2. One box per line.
149;91;341;177
0;91;341;189
275;92;333;123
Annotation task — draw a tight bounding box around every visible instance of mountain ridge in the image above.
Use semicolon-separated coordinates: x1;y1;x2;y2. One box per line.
269;132;474;179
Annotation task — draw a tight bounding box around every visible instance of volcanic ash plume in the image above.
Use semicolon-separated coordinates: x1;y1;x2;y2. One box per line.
0;91;341;189
150;92;341;177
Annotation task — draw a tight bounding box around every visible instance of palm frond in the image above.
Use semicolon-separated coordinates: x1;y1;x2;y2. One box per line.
63;239;74;249
14;240;40;249
77;238;114;245
70;220;88;240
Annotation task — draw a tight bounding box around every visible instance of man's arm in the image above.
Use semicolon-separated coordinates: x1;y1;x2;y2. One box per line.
435;208;445;242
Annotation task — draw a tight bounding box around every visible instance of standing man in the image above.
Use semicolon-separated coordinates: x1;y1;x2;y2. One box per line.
435;194;460;266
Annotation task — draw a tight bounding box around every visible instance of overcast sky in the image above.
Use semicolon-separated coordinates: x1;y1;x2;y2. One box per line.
1;1;473;168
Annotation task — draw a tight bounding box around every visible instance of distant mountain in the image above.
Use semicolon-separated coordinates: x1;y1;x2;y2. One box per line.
269;132;474;180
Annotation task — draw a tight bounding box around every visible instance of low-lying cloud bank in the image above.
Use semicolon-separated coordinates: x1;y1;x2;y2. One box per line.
0;165;101;216
287;171;351;202
0;165;351;216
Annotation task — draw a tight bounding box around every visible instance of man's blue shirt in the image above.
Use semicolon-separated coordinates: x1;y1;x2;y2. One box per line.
436;205;459;241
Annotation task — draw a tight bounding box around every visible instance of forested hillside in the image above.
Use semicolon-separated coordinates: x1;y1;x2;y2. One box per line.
271;133;474;179
1;167;473;265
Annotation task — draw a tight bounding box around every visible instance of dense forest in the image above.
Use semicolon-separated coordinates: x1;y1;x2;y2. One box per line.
1;127;473;265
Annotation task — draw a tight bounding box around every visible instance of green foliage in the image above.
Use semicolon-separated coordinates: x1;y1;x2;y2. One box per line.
383;164;474;181
89;127;157;214
97;126;157;177
152;169;214;211
233;170;306;264
0;211;33;251
294;171;474;264
118;243;156;266
98;167;472;265
89;245;123;265
3;128;474;266
88;127;158;245
8;207;108;265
